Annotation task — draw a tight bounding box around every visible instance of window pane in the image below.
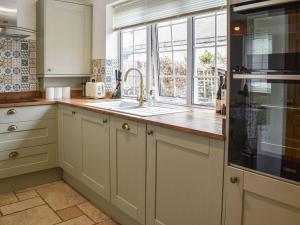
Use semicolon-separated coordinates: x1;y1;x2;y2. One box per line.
134;29;147;53
122;31;133;54
217;46;227;71
217;13;227;45
158;26;172;51
195;15;215;48
172;22;187;51
174;51;187;98
193;12;227;107
121;26;147;98
157;18;187;101
159;52;174;97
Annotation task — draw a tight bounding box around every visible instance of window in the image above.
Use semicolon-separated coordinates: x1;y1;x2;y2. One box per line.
121;26;147;98
157;19;187;103
193;11;227;106
119;10;227;107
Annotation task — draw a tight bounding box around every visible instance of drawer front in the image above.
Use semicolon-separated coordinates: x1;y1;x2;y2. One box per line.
0;119;57;151
0;144;57;179
0;105;57;124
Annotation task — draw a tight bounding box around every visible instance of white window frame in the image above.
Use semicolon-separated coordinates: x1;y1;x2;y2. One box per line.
119;10;227;107
119;25;150;99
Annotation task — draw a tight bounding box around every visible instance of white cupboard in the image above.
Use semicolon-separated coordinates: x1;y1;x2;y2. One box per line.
146;126;224;225
37;0;92;77
224;166;300;225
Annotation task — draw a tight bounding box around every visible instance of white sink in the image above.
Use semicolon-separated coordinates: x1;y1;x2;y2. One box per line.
117;106;189;117
84;100;139;110
84;100;189;117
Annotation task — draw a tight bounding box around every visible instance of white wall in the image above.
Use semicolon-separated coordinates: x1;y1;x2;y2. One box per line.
92;0;120;59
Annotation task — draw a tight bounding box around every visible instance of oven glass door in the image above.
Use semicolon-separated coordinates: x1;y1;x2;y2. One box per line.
231;1;300;74
229;77;300;183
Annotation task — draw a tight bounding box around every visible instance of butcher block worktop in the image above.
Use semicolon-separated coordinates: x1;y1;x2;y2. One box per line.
0;98;225;140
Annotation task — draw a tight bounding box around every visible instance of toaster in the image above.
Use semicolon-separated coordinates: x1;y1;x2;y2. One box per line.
85;82;106;99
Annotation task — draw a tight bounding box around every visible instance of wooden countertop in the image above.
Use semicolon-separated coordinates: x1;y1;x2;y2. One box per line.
0;98;226;140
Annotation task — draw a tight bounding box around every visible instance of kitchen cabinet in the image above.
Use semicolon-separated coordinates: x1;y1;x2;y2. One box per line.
0;105;57;179
146;126;224;225
59;106;110;201
224;166;300;225
78;109;110;201
37;0;92;77
110;117;146;225
58;106;80;177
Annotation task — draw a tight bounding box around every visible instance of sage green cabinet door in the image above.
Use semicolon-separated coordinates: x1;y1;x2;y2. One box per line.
58;107;80;177
110;117;146;225
37;0;92;76
146;126;224;225
224;166;300;225
78;110;110;201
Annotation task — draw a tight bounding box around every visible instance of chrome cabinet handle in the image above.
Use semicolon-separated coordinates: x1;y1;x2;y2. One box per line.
147;130;154;135
122;123;130;131
8;125;17;132
230;177;239;184
7;109;16;115
103;119;108;124
9;151;19;159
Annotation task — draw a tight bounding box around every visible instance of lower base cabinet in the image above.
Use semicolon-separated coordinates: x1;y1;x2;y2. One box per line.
79;109;110;201
224;166;300;225
59;106;110;201
110;117;146;225
59;106;226;225
146;126;224;225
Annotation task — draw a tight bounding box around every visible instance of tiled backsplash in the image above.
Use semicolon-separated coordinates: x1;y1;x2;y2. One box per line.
92;58;119;92
0;38;38;93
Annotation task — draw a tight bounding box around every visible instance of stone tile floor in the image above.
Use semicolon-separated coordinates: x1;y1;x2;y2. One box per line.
0;180;119;225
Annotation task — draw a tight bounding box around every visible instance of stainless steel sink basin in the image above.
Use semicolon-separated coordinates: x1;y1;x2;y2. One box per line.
84;100;189;117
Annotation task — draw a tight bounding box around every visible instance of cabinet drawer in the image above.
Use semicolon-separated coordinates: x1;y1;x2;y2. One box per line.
0;144;57;179
0;119;57;151
0;105;57;124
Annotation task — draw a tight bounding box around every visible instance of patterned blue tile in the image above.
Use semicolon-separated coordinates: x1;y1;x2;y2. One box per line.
0;38;38;93
21;42;29;50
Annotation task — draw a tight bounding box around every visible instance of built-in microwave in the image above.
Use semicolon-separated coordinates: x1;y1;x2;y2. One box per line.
228;0;300;183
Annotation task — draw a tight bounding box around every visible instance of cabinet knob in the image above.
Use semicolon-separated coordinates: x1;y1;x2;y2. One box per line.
230;177;239;184
103;119;108;124
9;151;19;159
47;68;52;72
72;111;76;115
147;130;154;135
7;125;17;132
122;123;130;131
7;109;16;115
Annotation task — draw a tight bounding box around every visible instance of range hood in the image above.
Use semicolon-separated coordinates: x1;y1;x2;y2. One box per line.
0;0;35;39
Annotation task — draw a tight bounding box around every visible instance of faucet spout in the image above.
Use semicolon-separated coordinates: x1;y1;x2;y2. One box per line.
124;68;145;106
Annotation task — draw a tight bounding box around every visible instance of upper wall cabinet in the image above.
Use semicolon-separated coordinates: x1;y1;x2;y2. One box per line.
37;0;92;77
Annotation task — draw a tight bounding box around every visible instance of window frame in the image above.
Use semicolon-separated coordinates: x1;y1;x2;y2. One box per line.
119;10;227;107
119;25;149;99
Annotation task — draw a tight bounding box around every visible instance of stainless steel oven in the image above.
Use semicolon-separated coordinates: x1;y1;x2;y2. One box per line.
229;0;300;183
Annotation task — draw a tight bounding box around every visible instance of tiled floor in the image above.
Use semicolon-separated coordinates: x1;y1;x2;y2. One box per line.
0;180;119;225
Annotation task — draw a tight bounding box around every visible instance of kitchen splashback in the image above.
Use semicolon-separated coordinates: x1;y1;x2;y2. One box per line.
92;58;119;92
0;38;38;93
